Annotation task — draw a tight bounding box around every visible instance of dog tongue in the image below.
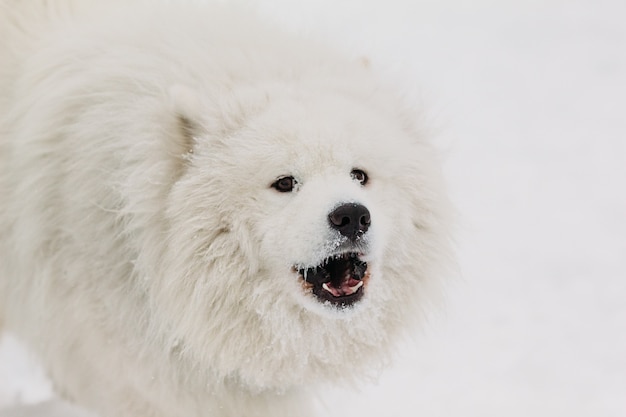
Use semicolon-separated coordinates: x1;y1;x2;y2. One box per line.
322;277;363;297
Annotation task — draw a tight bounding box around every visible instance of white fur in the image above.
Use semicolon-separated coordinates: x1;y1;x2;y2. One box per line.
0;2;453;416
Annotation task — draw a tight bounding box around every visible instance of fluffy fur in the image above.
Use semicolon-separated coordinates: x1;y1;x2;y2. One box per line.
0;2;452;416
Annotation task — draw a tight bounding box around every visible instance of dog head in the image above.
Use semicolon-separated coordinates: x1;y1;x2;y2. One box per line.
149;74;453;391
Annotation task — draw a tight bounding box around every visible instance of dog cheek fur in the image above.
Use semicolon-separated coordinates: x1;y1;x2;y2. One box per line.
378;140;454;322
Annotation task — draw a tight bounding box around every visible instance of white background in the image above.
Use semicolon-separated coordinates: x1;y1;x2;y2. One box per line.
1;0;625;416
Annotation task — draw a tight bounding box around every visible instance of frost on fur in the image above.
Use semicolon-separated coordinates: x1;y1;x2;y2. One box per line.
0;2;453;417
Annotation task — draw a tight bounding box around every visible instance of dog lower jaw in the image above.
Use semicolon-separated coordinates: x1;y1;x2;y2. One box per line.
313;282;365;308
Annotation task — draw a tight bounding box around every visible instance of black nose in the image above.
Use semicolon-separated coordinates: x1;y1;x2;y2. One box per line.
328;203;371;240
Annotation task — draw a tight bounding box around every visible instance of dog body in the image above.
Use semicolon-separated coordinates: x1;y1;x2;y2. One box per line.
0;2;452;416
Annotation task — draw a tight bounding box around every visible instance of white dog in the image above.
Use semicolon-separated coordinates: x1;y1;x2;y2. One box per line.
0;2;452;416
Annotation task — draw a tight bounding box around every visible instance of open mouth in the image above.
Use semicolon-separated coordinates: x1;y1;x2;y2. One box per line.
296;253;369;308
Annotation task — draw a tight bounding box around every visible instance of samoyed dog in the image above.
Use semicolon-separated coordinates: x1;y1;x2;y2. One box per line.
0;1;452;416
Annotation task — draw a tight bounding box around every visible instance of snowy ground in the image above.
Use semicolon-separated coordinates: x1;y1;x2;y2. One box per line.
1;0;625;416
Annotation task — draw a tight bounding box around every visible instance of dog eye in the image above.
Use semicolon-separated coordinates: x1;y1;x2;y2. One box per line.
272;176;297;192
350;169;368;186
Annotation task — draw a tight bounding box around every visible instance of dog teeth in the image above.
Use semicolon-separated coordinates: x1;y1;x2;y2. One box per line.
321;282;341;297
322;280;363;297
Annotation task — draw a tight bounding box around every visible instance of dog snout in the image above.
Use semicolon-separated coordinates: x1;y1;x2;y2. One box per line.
328;203;371;240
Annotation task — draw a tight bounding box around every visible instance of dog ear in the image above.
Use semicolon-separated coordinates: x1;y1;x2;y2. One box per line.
169;84;202;159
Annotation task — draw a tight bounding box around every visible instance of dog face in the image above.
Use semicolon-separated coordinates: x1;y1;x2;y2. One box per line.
152;80;452;390
244;94;395;316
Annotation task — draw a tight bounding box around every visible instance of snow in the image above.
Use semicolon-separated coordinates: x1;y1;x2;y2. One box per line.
1;0;625;416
